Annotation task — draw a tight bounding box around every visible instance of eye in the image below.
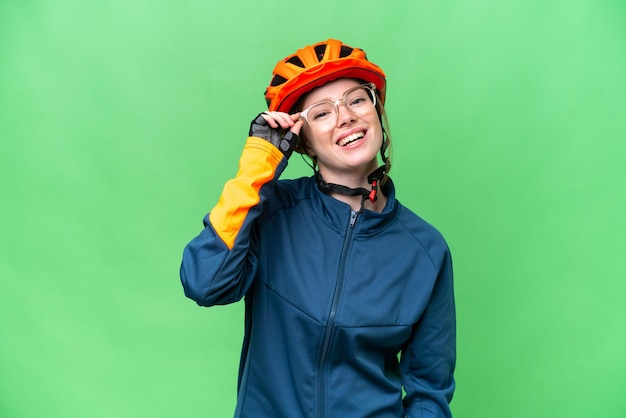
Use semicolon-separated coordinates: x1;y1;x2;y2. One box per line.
346;89;371;108
310;103;334;121
313;111;330;120
349;96;367;106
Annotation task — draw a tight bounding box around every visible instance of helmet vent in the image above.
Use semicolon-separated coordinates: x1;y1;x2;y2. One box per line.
286;56;305;68
339;46;354;58
270;74;288;87
314;44;326;60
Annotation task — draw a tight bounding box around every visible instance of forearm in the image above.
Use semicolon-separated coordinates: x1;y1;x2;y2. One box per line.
209;137;286;250
180;137;287;306
402;250;456;417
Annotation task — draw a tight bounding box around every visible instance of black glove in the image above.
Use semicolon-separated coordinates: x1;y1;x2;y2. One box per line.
249;114;299;159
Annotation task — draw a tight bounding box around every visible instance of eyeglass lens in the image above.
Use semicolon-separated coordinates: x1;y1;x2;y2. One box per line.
306;85;376;127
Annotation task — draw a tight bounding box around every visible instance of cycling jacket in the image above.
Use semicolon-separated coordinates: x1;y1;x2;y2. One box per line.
180;137;456;418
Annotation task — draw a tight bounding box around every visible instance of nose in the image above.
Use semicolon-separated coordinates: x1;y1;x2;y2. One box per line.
335;101;356;127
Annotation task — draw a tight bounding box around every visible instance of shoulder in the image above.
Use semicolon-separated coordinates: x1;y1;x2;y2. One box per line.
380;178;450;259
274;176;312;194
393;201;451;263
272;176;314;203
259;176;315;217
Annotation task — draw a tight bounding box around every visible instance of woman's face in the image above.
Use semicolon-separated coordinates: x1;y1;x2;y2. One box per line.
300;78;383;181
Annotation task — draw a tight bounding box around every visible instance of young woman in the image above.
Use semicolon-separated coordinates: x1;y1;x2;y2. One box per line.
180;39;456;418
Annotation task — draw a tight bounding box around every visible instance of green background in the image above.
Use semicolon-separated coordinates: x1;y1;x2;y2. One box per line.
1;0;625;417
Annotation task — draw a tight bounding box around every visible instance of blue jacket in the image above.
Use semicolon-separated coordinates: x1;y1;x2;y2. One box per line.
181;137;456;417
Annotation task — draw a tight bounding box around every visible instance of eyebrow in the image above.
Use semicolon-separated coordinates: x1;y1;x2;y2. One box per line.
308;96;336;104
304;85;363;107
307;91;347;105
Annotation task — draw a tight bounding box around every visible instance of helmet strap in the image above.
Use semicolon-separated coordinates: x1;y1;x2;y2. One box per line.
315;166;387;213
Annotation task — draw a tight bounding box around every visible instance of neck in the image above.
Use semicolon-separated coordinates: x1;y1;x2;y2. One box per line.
316;164;388;213
317;161;379;190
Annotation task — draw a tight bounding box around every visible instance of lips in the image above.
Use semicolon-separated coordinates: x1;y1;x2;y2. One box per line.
337;131;366;147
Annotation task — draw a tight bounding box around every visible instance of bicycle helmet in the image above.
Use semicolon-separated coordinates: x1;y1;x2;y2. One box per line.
265;39;387;113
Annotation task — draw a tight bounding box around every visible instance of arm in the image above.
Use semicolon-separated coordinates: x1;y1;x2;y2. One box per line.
180;113;302;306
401;249;456;417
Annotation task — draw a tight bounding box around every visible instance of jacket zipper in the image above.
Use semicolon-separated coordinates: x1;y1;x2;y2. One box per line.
318;210;358;418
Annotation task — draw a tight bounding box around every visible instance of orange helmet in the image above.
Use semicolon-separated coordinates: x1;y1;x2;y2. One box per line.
265;39;387;113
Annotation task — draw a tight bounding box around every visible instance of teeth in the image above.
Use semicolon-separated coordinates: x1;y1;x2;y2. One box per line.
338;132;365;146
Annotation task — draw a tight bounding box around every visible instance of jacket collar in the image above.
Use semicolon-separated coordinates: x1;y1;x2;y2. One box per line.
308;176;398;235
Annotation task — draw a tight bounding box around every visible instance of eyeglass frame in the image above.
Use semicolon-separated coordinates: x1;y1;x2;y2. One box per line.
298;82;378;127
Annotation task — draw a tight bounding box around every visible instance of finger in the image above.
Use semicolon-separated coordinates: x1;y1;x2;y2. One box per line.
262;111;289;129
289;112;301;123
289;118;304;136
272;112;295;129
260;112;279;129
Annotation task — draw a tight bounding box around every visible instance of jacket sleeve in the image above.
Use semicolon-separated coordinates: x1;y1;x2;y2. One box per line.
180;136;287;306
401;249;456;418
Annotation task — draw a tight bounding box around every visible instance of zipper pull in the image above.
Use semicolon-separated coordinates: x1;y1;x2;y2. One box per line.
349;210;358;228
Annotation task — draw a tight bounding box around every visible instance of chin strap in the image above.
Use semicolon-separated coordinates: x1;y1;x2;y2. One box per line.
315;166;387;212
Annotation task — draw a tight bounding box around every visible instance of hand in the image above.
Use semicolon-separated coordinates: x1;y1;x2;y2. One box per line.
249;111;304;158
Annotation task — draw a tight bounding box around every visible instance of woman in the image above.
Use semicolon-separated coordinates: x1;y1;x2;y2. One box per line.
180;39;456;418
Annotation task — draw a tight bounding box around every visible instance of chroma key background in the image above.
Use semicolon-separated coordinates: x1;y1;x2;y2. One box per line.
1;0;625;417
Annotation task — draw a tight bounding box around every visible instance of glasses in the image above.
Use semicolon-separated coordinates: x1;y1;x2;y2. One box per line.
299;83;377;130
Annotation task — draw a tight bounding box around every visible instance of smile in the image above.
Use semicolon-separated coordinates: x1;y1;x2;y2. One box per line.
337;131;365;147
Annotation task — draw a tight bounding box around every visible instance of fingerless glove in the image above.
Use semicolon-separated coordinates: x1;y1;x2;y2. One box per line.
249;114;299;159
